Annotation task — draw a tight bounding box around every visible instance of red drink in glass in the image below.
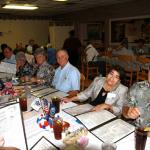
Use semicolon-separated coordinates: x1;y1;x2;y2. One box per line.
19;97;27;111
135;128;147;150
53;117;62;140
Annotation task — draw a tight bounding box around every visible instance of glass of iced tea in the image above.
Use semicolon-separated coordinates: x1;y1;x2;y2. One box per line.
53;116;63;140
135;128;148;150
19;95;27;111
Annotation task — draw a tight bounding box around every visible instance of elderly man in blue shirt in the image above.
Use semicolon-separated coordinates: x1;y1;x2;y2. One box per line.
52;49;80;97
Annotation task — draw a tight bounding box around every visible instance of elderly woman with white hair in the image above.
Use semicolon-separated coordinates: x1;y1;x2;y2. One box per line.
16;52;34;81
31;48;55;85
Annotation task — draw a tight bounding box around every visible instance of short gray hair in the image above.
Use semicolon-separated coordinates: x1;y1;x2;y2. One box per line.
16;52;26;61
56;49;69;56
34;48;47;57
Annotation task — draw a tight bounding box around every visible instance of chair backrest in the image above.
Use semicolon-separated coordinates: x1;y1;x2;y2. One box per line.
116;55;134;86
136;56;150;64
80;49;99;79
117;55;135;62
80;73;85;91
80;49;87;72
136;68;148;81
105;50;112;57
136;56;150;81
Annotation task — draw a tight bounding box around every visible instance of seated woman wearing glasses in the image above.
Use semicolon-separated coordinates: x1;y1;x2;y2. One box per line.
63;66;128;116
16;52;34;82
31;48;55;85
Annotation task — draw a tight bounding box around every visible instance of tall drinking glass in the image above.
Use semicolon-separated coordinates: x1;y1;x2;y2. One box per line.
53;117;63;140
51;97;60;113
135;128;147;150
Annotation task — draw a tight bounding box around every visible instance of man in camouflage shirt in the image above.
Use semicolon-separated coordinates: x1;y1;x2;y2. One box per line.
123;70;150;127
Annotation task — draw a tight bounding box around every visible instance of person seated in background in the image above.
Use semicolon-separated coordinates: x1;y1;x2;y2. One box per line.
2;46;16;64
112;38;134;56
0;43;6;61
122;69;150;131
31;48;55;85
25;44;35;65
47;43;56;65
135;39;149;55
63;66;128;116
52;49;80;97
16;52;34;81
13;42;25;54
85;40;99;62
84;40;104;76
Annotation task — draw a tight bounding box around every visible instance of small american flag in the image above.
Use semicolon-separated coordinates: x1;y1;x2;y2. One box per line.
42;99;49;114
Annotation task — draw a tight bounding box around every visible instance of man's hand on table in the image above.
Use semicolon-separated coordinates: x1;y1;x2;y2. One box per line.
61;97;72;103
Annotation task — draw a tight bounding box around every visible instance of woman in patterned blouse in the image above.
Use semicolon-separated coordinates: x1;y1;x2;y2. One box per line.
16;52;34;81
31;48;55;85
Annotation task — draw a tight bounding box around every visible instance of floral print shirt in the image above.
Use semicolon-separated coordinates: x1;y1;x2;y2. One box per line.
16;61;34;78
127;80;150;126
35;61;55;86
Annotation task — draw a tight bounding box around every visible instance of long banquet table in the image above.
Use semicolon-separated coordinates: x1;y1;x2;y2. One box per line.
22;85;150;150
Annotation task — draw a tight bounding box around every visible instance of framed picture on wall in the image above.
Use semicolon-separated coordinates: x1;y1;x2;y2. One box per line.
110;16;150;44
111;22;125;43
87;23;104;40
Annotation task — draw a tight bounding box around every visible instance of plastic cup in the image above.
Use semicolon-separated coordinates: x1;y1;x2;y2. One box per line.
52;97;60;113
135;128;148;150
19;96;27;111
53;117;62;140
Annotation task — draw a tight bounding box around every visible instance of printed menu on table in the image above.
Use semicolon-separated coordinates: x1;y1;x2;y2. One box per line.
76;109;116;130
30;136;59;150
91;119;135;143
0;102;27;150
61;102;78;110
64;103;94;116
32;88;57;97
0;62;16;74
30;85;47;92
43;91;69;100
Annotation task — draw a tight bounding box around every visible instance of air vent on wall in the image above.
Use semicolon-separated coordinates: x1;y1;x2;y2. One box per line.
12;0;38;2
65;2;77;5
0;12;11;15
63;0;82;6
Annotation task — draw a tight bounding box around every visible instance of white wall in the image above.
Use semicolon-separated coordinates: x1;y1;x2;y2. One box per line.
0;19;50;49
49;25;74;49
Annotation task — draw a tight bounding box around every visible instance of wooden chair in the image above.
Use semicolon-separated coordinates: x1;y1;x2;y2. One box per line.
136;56;150;64
81;73;93;90
80;73;85;91
136;67;148;81
105;51;113;75
105;62;112;75
117;55;135;86
81;49;99;80
136;56;150;81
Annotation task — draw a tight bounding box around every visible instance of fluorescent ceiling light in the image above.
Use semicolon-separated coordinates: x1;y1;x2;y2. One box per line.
2;4;38;10
53;0;68;1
